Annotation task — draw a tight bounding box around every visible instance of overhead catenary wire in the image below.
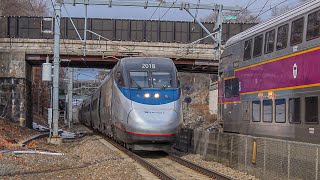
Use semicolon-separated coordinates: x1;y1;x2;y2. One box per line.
226;0;291;36
252;0;270;23
255;0;290;19
62;4;83;42
248;0;300;13
225;0;258;23
158;0;179;20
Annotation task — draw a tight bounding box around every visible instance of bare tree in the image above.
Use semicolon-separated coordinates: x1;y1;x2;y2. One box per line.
271;4;292;18
271;0;311;18
202;7;261;23
0;0;49;16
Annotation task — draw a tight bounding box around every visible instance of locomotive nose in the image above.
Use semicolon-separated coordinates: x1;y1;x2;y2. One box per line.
127;108;181;134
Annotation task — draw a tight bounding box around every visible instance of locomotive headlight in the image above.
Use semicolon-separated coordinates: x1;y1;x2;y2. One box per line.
144;93;150;98
154;93;160;99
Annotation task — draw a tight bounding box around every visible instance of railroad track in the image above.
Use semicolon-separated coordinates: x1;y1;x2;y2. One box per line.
101;134;233;180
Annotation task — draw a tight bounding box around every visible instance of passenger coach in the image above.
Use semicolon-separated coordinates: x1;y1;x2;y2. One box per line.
219;0;320;143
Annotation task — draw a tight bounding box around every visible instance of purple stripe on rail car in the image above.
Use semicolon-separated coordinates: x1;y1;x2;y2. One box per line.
235;49;320;94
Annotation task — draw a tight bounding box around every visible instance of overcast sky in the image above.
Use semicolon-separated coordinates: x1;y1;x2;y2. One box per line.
58;0;304;22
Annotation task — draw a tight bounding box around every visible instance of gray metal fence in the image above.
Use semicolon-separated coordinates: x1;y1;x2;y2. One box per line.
176;129;320;180
0;16;256;44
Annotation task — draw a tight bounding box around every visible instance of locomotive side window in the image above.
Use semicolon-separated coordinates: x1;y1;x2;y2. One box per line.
265;29;275;54
243;39;252;60
307;10;320;41
253;34;263;57
305;96;318;124
224;79;232;98
252;101;261;122
263;100;272;122
289;98;301;124
232;78;239;97
276;24;288;50
290;17;304;45
115;67;125;86
275;99;286;123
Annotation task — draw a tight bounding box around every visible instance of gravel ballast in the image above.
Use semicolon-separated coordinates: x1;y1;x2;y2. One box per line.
0;125;142;180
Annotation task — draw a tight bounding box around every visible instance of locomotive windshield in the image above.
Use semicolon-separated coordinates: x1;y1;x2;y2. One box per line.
129;71;149;88
122;58;178;88
129;71;174;88
152;72;172;88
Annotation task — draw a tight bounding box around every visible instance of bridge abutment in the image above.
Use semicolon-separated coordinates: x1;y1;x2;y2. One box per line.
0;51;32;128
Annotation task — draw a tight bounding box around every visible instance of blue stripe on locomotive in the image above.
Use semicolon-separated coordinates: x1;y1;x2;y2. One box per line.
118;85;180;105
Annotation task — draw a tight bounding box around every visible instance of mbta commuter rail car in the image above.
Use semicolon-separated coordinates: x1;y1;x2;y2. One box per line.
219;0;320;144
79;57;183;151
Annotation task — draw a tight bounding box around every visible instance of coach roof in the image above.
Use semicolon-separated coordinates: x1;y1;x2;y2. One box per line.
225;0;320;48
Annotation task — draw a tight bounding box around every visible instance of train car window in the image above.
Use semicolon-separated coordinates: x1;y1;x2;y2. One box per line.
253;35;263;57
290;17;304;45
232;78;239;97
305;96;318;124
224;79;232;98
129;71;149;88
307;10;320;41
275;99;286;123
265;29;275;54
263;100;272;122
276;24;288;50
243;39;252;61
152;72;172;88
252;101;261;122
289;98;301;123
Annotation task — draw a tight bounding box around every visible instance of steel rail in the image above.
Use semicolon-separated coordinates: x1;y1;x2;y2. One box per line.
101;136;174;180
89;127;232;179
168;153;234;180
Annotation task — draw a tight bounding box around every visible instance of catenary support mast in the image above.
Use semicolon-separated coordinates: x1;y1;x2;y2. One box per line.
49;0;62;144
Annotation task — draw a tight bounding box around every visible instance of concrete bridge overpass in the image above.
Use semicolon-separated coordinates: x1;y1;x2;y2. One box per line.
0;38;218;73
0;16;256;73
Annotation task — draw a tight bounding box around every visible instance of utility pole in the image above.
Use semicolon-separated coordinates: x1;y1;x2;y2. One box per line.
215;5;224;125
67;68;73;128
83;4;88;56
49;0;62;145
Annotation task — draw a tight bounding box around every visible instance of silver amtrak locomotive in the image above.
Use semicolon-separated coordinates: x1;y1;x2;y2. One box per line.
79;57;183;150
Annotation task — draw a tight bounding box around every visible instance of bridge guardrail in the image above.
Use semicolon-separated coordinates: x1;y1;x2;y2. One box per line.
0;16;256;45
